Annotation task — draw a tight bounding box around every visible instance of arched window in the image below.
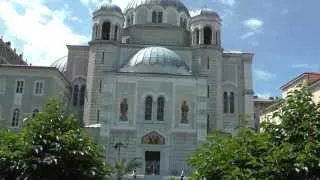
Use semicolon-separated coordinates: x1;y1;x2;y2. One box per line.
230;92;235;113
92;24;98;40
152;11;157;23
127;16;131;26
152;11;162;23
32;109;39;118
195;29;200;45
130;15;134;25
223;92;228;113
158;11;163;23
180;17;186;28
204;27;212;45
207;114;210;135
204;26;212;45
80;85;86;106
157;96;165;121
114;25;118;40
97;109;100;123
73;85;79;106
145;96;153;120
102;21;111;40
12;108;20;127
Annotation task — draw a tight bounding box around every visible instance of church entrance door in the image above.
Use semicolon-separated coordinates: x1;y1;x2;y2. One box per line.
145;151;160;176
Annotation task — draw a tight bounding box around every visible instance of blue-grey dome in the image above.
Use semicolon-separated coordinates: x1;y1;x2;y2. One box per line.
50;56;67;73
94;3;122;14
125;0;190;16
120;46;191;75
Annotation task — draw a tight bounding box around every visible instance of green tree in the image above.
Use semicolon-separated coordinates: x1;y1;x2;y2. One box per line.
0;129;25;179
112;158;142;180
189;88;320;179
0;99;112;180
263;88;320;179
188;127;278;179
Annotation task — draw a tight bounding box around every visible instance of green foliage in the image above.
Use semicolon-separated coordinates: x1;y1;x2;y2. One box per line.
112;158;142;180
189;128;277;179
0;99;112;180
264;89;320;178
189;88;320;179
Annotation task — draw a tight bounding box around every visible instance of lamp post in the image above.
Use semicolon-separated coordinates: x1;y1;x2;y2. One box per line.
110;136;129;161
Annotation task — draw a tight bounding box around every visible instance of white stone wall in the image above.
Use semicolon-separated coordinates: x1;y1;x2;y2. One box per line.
99;74;207;176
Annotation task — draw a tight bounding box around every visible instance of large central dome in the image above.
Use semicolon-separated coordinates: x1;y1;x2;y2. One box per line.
120;46;191;75
125;0;190;16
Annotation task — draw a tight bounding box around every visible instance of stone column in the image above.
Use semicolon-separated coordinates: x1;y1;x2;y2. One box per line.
199;26;204;44
243;54;254;128
110;24;114;40
212;26;217;45
191;30;195;45
133;12;137;25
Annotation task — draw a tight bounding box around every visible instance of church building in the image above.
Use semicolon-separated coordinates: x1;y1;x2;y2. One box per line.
60;0;254;177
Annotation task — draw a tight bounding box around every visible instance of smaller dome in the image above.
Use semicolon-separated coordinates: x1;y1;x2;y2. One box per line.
94;2;122;15
99;4;122;13
51;56;67;73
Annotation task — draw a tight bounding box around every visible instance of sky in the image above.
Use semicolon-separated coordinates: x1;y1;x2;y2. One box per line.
0;0;319;98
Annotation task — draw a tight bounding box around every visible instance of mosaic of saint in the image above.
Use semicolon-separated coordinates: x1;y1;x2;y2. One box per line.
119;98;128;121
181;100;189;124
142;131;165;145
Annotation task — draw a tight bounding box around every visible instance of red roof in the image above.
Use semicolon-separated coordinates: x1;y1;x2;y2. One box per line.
280;72;320;91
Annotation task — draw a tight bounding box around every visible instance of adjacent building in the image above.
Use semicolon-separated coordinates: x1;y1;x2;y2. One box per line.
0;36;26;65
253;96;276;131
260;72;320;125
0;65;71;128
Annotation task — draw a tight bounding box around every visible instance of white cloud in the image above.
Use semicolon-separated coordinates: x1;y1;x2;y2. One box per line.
280;8;289;15
256;92;272;99
189;9;200;17
290;64;320;71
240;18;264;39
0;0;89;66
244;18;264;31
290;64;310;68
69;16;83;23
219;0;235;7
240;32;255;39
254;69;275;81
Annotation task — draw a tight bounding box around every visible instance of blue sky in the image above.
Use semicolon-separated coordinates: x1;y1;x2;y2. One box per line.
0;0;319;98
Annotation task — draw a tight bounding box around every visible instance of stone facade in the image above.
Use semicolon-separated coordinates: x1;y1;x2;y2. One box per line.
64;0;254;178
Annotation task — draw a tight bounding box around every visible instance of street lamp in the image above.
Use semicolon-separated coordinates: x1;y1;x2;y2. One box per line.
110;136;130;161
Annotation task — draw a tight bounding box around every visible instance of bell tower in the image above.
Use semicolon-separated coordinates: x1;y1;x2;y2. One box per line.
84;3;124;125
190;9;224;131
